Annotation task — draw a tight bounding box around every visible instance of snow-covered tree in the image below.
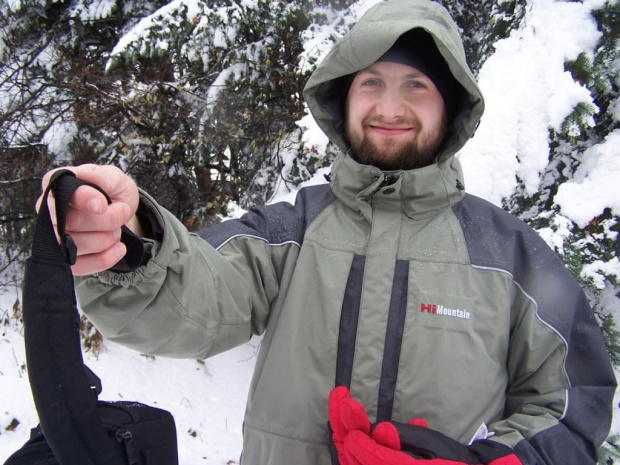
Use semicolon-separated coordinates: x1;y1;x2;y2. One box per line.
0;0;170;268
496;3;620;458
504;0;620;363
439;0;527;74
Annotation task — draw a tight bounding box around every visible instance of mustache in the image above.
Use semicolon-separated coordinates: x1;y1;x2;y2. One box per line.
362;115;421;130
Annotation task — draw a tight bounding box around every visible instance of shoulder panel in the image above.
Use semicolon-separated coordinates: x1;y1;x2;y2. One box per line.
452;194;578;338
452;194;615;450
198;184;336;250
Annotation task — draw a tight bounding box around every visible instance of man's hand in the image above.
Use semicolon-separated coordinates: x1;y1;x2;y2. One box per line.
328;387;522;465
37;164;142;276
329;386;371;465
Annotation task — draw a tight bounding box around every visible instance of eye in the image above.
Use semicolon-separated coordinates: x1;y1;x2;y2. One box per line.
406;80;426;89
361;78;380;87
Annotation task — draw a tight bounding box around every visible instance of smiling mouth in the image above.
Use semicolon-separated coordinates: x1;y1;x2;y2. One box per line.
368;125;414;136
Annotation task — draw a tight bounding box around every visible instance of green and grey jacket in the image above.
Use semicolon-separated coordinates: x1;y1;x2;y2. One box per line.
76;0;615;464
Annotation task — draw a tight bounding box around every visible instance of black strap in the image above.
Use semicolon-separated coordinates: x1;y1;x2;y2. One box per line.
23;170;141;464
34;169;144;270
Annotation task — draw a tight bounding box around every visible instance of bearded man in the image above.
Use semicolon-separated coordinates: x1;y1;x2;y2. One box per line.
39;1;615;464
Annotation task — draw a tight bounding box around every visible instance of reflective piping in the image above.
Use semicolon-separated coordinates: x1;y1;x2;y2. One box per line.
212;234;301;251
470;264;572;396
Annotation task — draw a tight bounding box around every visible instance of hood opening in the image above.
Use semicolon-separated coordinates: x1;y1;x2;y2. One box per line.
303;0;485;162
315;75;353;150
314;28;469;160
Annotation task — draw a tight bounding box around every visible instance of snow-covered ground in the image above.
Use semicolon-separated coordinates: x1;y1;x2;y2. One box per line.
1;0;619;463
0;280;257;464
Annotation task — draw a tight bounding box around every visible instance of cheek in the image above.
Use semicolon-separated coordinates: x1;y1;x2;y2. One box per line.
417;100;445;127
428;95;447;124
345;97;367;131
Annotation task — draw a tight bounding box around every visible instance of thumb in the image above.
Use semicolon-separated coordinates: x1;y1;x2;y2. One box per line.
71;164;139;214
346;430;418;465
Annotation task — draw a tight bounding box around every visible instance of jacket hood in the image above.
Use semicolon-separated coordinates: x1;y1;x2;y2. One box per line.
302;0;485;164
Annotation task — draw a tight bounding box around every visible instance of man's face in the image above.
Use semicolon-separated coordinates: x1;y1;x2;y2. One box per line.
345;61;448;171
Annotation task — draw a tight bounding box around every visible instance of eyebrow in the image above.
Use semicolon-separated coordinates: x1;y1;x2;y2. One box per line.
358;66;428;80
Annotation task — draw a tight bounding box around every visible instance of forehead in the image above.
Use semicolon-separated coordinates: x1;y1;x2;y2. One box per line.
354;61;430;80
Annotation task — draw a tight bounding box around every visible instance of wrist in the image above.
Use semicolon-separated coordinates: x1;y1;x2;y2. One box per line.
125;213;145;238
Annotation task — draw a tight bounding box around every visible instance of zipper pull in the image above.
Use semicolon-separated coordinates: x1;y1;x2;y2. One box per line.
381;175;395;187
115;429;138;465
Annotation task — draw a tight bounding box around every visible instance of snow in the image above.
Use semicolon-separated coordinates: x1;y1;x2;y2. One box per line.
458;0;603;203
554;130;620;228
296;107;330;160
42;120;78;163
105;0;204;72
582;257;620;290
2;0;619;463
0;287;257;464
298;0;382;73
205;64;248;112
535;213;573;255
70;0;118;21
610;96;620;122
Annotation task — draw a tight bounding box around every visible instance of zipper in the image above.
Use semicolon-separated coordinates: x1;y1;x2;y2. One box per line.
381;174;395;187
105;426;138;465
98;400;144;422
370;174;397;196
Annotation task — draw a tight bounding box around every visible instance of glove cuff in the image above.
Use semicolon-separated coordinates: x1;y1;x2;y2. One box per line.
469;439;523;464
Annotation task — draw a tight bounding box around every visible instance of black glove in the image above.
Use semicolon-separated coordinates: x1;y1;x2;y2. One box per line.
367;419;523;464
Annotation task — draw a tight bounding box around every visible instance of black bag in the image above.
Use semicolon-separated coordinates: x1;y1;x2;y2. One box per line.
4;170;179;465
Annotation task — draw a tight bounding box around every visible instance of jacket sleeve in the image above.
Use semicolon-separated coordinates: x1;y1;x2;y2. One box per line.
453;195;616;465
487;272;616;464
75;190;295;359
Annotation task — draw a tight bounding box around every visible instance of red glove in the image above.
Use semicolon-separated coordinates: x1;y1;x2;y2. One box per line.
328;387;522;465
347;422;523;465
328;386;371;465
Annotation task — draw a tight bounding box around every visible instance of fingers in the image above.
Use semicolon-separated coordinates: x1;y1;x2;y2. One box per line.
329;386;352;435
63;201;133;276
65;201;132;233
41;164;138;208
371;422;401;450
70;164;139;211
69;229;122;256
340;397;371;435
40;164;139;216
66;184;111;216
329;387;371;439
38;164;139;276
345;430;418;465
329;387;353;465
71;242;127;276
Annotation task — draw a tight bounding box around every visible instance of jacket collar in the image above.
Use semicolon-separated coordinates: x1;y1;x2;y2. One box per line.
329;153;465;222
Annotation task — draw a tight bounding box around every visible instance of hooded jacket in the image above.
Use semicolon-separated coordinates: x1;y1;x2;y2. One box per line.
76;1;616;464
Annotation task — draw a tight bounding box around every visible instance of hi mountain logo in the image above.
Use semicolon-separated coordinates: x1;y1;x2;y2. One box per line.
420;302;471;320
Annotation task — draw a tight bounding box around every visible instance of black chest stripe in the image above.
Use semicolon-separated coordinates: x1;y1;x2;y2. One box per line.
335;254;366;389
376;259;409;422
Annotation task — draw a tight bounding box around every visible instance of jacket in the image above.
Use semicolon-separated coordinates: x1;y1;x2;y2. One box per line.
76;1;616;463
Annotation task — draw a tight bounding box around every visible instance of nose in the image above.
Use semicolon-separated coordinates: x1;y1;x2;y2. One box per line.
375;88;406;120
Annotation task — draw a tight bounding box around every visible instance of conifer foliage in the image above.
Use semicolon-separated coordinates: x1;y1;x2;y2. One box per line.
505;0;620;363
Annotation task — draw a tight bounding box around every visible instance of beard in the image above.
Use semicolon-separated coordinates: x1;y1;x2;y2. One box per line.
346;113;449;171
